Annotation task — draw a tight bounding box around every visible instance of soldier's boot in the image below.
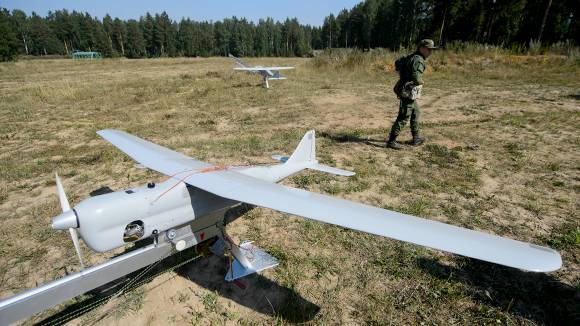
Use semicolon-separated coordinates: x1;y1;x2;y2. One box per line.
411;133;425;146
386;133;404;150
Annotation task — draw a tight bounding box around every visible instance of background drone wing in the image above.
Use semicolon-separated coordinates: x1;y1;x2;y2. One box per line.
99;130;562;273
260;67;295;70
228;54;250;68
234;67;295;71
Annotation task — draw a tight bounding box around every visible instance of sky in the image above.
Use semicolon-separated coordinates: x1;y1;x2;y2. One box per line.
0;0;361;26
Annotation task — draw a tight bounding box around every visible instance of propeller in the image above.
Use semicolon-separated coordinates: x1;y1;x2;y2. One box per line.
53;173;85;269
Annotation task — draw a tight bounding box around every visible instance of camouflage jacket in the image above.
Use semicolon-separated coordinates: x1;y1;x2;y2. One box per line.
394;52;426;98
403;52;426;86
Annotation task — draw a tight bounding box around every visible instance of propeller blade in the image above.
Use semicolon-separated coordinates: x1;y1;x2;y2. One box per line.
69;228;85;269
55;173;85;269
55;173;70;212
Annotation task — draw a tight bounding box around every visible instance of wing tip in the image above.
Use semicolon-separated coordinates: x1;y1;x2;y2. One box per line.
522;244;563;272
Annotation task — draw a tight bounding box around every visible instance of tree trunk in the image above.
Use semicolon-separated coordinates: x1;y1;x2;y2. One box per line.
22;34;29;55
538;0;552;42
329;26;332;48
120;35;125;56
438;4;447;46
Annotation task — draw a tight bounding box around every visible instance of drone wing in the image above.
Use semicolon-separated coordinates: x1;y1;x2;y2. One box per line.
98;130;562;273
97;129;211;177
183;170;561;272
229;53;250;68
234;67;295;71
261;67;295;70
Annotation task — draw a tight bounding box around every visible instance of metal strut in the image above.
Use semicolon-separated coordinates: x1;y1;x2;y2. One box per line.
211;223;278;282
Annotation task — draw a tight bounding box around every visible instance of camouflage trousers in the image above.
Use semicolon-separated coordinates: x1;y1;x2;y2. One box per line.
388;98;420;138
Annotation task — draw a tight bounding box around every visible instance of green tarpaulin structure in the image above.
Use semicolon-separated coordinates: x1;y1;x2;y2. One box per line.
72;51;102;59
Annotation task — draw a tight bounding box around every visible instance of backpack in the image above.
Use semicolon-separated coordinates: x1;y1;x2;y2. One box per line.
393;54;413;98
394;55;411;75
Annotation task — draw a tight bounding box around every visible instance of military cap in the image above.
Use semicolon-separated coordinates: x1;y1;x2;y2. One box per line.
418;39;438;49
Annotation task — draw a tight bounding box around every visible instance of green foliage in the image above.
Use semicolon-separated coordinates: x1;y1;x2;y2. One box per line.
0;9;20;61
124;19;146;58
1;1;576;60
320;0;578;50
0;9;317;59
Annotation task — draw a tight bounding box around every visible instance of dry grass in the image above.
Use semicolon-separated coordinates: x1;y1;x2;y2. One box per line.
0;54;578;325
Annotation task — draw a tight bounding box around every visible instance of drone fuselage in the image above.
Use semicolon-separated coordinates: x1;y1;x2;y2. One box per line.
73;180;237;252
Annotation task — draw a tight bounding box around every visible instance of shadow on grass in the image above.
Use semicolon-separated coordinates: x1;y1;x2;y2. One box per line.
176;255;320;323
417;257;579;325
319;130;427;149
319;130;386;148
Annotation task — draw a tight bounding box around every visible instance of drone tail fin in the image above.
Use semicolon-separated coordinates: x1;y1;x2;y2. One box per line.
284;130;355;177
286;130;315;164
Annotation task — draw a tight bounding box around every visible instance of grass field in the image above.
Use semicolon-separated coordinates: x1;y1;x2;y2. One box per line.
0;51;578;325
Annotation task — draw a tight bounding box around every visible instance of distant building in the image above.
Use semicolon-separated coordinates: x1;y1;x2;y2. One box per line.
72;51;102;59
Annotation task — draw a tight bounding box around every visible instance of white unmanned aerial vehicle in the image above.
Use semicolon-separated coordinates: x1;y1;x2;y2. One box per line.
229;54;295;88
0;130;562;325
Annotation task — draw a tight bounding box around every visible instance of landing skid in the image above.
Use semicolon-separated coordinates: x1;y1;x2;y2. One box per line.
211;238;279;281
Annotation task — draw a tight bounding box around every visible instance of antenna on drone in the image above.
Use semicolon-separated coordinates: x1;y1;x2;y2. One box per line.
54;173;85;269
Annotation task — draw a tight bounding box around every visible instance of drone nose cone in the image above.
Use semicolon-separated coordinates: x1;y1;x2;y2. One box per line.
52;210;79;230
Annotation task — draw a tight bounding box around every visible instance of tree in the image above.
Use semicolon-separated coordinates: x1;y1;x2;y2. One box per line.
152;11;176;56
321;14;338;48
93;18;112;56
125;19;145;58
141;13;155;57
254;19;270;56
336;9;351;48
213;21;230;56
47;10;74;55
102;14;114;54
0;9;20;60
11;9;30;55
28;12;62;55
112;18;126;56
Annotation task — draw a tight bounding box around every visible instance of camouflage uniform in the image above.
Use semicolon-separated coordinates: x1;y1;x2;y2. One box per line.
389;52;426;141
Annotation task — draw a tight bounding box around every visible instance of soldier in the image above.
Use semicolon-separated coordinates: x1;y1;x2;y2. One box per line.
387;39;437;150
